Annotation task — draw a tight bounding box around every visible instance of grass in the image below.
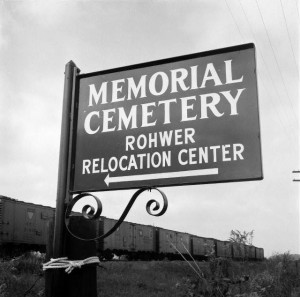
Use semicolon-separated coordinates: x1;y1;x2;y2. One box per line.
97;260;207;297
96;255;300;297
0;252;299;296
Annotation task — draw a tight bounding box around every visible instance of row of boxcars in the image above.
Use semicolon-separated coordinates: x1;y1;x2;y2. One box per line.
0;195;264;260
97;217;264;261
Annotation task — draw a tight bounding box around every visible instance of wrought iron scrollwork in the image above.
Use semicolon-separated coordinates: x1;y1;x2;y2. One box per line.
65;187;168;241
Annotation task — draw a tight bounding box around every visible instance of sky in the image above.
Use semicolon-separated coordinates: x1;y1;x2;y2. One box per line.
0;0;299;258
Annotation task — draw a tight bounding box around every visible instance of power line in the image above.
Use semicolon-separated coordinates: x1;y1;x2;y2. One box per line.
255;0;298;123
224;0;298;155
224;0;244;39
238;1;295;126
226;0;298;148
279;0;299;72
295;0;300;18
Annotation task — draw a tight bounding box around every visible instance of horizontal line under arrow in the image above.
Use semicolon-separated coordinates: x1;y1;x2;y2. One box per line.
104;168;219;187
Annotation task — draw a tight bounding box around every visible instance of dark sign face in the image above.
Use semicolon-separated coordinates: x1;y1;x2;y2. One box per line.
70;43;263;192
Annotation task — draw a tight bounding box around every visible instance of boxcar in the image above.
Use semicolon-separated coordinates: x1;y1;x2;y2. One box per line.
245;245;256;260
191;235;215;259
176;231;191;255
156;227;177;256
157;227;191;259
255;247;264;260
0;194;265;262
216;240;232;258
98;217;156;259
232;243;245;259
0;195;54;252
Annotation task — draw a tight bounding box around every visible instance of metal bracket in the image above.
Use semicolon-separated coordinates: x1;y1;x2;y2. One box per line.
65;187;168;241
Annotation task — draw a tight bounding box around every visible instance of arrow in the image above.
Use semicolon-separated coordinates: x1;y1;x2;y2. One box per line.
104;168;219;187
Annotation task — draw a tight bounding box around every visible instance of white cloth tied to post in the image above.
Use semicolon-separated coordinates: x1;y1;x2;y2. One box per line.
43;256;100;274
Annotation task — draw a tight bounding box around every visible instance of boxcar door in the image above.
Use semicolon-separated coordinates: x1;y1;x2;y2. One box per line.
24;208;36;243
131;224;136;251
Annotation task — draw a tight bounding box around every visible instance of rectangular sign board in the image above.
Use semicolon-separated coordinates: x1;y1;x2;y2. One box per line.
70;43;263;192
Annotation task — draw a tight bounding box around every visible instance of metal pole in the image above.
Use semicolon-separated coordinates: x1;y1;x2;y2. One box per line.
53;60;78;257
46;61;78;297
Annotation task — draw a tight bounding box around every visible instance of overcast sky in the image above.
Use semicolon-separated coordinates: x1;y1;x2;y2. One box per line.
0;0;299;257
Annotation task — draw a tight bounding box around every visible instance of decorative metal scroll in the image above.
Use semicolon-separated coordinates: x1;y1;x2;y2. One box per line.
65;187;168;241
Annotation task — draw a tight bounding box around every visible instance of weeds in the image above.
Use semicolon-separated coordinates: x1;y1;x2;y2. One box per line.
0;250;299;296
0;251;44;297
171;239;300;297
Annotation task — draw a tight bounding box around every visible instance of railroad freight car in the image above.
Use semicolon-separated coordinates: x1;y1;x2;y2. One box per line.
232;243;258;260
191;235;215;260
245;245;256;260
216;240;232;258
0;195;55;255
232;242;245;259
98;217;156;259
157;227;191;259
255;247;264;260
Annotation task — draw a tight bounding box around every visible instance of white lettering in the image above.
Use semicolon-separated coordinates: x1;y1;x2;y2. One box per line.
112;79;125;103
92;158;100;173
102;109;116;132
233;143;244;160
88;83;107;106
118;105;138;131
190;65;199;89
210;145;220;162
127;75;147;100
82;159;91;174
84;111;100;134
178;149;188;165
220;89;245;115
222;144;231;161
171;68;190;93
200;63;222;88
158;99;176;124
141;102;157;127
180;96;197;122
200;93;224;119
225;60;244;84
149;72;169;96
126;135;135;151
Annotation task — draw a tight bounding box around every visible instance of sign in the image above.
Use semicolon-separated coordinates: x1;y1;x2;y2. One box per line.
70;43;263;192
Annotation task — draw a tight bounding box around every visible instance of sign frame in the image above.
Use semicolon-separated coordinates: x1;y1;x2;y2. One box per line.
69;43;263;193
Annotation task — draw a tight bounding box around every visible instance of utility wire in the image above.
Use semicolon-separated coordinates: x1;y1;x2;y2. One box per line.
279;0;299;71
238;0;298;141
225;0;299;189
225;0;298;155
255;0;298;122
225;0;298;144
295;0;300;18
224;0;244;38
